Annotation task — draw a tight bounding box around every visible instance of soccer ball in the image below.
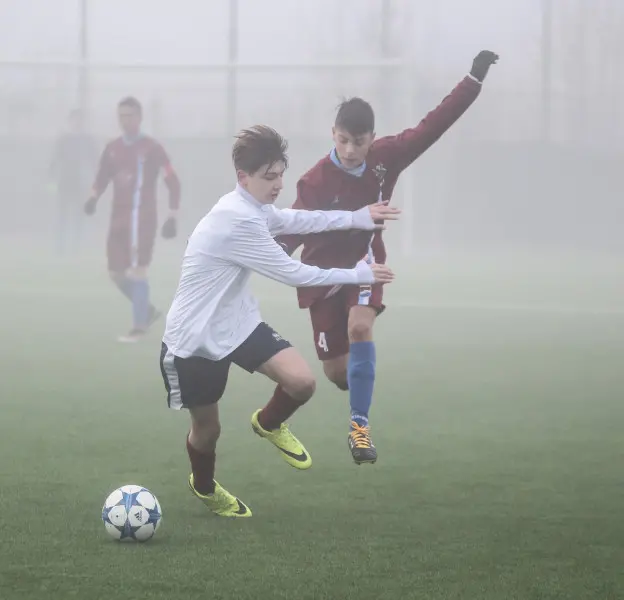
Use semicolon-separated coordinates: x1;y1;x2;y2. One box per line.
101;485;162;542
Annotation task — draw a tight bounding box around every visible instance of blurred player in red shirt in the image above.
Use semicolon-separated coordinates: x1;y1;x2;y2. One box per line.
85;97;181;343
276;50;499;465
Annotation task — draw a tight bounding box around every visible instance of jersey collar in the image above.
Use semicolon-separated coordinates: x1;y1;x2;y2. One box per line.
236;183;263;208
329;147;366;178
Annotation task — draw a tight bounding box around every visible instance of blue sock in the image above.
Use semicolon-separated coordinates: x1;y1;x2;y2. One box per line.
114;277;134;302
347;341;376;426
131;279;151;330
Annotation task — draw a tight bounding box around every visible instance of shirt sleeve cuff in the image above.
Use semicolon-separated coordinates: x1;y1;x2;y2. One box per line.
351;206;375;230
355;260;375;284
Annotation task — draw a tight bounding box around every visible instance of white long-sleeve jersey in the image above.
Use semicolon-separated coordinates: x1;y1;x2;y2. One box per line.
163;185;377;360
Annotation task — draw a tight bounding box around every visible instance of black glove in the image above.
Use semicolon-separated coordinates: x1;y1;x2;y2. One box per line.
161;217;177;239
470;50;499;82
84;197;97;215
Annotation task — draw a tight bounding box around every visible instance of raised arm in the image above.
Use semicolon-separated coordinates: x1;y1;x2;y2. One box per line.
229;217;375;288
374;50;498;174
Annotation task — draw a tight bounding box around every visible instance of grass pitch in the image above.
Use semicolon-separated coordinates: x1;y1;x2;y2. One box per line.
1;247;622;599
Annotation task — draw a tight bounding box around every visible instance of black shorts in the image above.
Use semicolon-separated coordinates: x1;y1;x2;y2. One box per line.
159;322;292;409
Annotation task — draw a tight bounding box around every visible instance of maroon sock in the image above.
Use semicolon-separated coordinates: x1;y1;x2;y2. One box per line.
258;385;303;431
186;436;216;495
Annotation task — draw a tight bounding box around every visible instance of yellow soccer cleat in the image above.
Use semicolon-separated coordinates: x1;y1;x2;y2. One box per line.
251;409;312;470
188;475;252;518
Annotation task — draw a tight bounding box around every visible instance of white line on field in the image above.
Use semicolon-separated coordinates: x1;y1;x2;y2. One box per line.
2;285;622;316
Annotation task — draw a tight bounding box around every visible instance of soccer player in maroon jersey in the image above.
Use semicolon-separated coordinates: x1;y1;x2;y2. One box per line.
84;97;181;343
275;50;499;465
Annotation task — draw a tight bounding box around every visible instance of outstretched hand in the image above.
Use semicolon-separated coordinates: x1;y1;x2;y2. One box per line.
370;263;395;284
368;201;401;229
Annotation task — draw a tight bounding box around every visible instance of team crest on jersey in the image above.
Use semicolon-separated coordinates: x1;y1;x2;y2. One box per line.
372;163;387;186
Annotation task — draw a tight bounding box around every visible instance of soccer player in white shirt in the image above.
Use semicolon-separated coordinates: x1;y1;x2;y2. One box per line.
159;125;399;517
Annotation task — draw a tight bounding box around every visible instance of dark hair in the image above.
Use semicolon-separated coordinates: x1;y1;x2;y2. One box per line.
335;97;375;136
232;125;289;174
118;96;142;114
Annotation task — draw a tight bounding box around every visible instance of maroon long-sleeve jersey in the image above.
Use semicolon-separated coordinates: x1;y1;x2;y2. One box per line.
276;75;482;309
91;135;180;233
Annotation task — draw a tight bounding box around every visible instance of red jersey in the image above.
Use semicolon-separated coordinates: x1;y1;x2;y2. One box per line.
275;75;482;309
91;135;180;232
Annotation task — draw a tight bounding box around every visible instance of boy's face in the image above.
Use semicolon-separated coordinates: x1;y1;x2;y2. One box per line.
332;127;375;169
238;160;286;204
118;105;142;136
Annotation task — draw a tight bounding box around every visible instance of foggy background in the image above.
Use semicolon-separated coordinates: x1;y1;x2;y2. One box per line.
1;0;623;258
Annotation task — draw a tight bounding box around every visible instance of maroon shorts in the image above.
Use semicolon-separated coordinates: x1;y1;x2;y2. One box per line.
308;284;385;361
107;227;156;272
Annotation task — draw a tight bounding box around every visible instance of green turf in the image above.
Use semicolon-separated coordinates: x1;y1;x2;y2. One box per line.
1;249;623;599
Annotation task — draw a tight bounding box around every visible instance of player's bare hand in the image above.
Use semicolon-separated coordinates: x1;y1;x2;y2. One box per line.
370;263;395;284
84;197;97;215
368;201;401;227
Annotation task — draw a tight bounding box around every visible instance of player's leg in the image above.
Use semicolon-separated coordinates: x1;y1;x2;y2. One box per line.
343;284;384;464
311;287;382;464
108;269;134;302
309;291;351;388
118;265;151;342
187;403;220;494
229;323;315;469
107;228;135;303
309;294;381;463
117;265;160;342
159;342;251;517
257;348;315;424
110;227;160;342
135;224;161;328
345;303;378;463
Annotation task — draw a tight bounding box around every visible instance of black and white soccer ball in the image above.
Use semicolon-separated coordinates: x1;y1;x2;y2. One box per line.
101;485;162;542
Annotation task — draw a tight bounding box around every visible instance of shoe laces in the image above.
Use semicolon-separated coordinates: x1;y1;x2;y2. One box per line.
350;421;372;449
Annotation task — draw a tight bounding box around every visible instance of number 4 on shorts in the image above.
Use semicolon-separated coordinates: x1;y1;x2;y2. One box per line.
317;332;328;353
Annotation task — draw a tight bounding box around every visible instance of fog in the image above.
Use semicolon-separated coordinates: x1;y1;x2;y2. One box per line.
2;5;624;595
1;0;622;269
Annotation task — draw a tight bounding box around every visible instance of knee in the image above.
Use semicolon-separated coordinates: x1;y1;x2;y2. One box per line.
348;320;373;343
286;374;316;404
